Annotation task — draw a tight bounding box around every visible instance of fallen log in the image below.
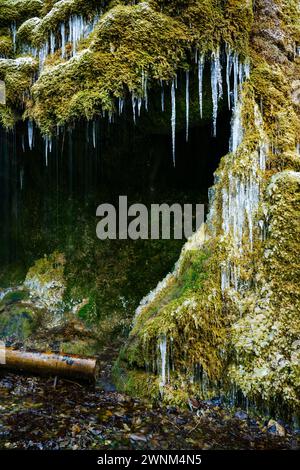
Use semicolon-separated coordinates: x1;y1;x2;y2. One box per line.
0;348;97;382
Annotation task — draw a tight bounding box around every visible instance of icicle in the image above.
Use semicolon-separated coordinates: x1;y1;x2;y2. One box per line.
142;71;148;111
45;137;48;166
69;15;85;56
50;31;55;55
39;42;49;72
171;79;176;167
233;53;239;110
21;135;25;152
198;53;204;118
61;23;66;58
132;94;137;124
160;81;165;112
159;335;167;390
229;100;243;153
259;143;267;172
92;121;96;148
28;120;34;150
44;136;52;166
185;70;190;142
118;98;124;115
297;143;300;155
244;59;250;80
11;22;17;52
226;46;232;110
194;48;198;64
138;97;142;117
211;50;222;137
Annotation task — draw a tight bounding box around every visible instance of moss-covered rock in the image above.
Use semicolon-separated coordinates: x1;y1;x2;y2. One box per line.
0;0;254;131
0;56;37;127
229;171;300;411
0;0;43;26
119;0;300;421
24;251;66;316
0;32;12;57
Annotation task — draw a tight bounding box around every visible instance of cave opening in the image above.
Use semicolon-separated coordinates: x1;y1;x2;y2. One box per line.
0;66;232;333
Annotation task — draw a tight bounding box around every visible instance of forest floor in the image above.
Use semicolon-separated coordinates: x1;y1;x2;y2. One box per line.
0;346;299;450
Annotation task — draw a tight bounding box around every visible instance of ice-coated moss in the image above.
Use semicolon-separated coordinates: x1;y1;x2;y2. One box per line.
230;171;300;410
119;1;300;418
0;0;253;132
0;56;38;127
24;251;66;315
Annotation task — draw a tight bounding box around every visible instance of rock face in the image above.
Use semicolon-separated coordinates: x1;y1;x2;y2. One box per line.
0;253;97;356
117;1;300;420
0;0;299;420
24;251;66;317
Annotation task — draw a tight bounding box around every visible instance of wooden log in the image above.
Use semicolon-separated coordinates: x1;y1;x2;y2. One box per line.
0;348;97;382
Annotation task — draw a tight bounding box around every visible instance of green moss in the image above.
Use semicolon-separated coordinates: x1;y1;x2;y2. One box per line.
60;339;99;356
123;242;226;393
228;172;300;410
24;251;66;313
0;306;38;340
116;1;300;419
0;56;38;127
0;290;29;306
8;0;251;133
0;33;12;57
17;17;41;45
0;0;43;26
113;360;160;401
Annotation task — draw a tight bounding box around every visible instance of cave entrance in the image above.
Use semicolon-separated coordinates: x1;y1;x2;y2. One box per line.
0;67;232;336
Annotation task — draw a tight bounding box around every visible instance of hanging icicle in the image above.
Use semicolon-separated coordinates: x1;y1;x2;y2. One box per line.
92;121;96;148
44;137;48;167
197;54;205;119
142;70;148;111
229;100;243;153
44;136;52;167
185;70;190;142
160;80;165;112
61;23;66;58
50;31;55;55
39;42;49;72
11;22;17;52
171;79;176;167
132;94;137;125
233;53;239;110
211;49;223;137
28;120;34;150
226;45;232;110
159;335;167;391
118;98;124;115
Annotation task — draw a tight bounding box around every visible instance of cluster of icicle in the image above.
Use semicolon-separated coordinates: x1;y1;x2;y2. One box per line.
220;103;268;293
128;47;250;168
16;14;99;73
